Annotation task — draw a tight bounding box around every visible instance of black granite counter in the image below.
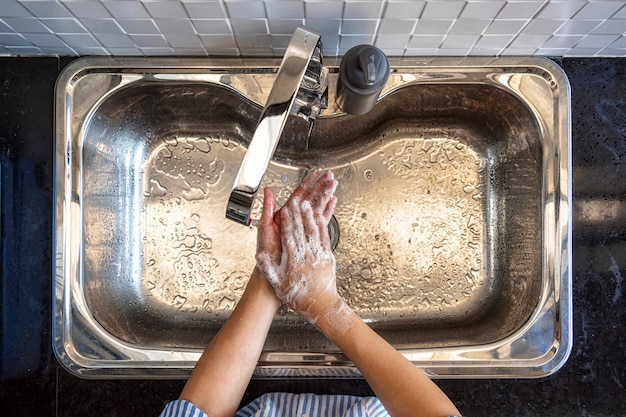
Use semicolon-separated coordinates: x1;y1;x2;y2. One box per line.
0;57;624;417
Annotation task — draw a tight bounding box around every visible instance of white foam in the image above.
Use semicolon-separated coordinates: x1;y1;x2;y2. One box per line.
300;199;313;213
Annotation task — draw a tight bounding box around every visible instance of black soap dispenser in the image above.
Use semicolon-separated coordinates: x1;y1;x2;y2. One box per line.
336;44;390;116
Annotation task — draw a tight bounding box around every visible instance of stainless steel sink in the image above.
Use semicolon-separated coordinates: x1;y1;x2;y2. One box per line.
54;57;572;378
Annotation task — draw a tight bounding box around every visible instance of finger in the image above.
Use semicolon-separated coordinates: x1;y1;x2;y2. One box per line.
281;202;308;269
280;208;296;261
317;176;338;216
316;196;336;250
304;170;333;197
287;197;306;256
273;207;282;228
286;169;324;203
260;187;276;226
303;171;337;214
303;176;337;222
300;169;325;188
317;216;330;251
322;195;338;224
301;199;320;249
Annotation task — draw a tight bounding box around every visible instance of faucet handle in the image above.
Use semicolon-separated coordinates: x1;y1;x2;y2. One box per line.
358;46;385;86
294;42;329;135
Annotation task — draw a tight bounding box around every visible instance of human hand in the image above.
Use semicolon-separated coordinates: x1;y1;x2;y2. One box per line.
256;170;342;325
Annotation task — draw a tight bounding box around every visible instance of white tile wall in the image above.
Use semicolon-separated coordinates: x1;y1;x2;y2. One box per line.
0;0;624;56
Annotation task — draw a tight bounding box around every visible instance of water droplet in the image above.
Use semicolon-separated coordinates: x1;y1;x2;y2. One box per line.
147;178;168;197
147;259;156;266
181;138;194;150
182;187;206;201
219;296;236;311
173;295;187;309
163;136;178;147
195;137;211;153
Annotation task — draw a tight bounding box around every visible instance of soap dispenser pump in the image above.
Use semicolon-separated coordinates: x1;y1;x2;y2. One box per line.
336;44;390;116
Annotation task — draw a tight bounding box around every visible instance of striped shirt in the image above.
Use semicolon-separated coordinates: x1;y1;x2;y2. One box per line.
159;393;390;417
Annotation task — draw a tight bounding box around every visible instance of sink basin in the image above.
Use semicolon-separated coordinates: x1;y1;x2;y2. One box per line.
54;57;572;378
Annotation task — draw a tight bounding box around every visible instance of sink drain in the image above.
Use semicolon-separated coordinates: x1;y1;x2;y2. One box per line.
328;215;340;251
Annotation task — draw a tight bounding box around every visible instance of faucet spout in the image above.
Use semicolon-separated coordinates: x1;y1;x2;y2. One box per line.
226;27;328;225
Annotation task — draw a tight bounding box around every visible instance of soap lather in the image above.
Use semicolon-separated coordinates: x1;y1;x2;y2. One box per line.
336;45;390;116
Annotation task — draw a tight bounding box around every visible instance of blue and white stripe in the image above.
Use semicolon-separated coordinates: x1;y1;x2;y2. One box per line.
237;393;389;417
159;393;390;417
159;399;208;417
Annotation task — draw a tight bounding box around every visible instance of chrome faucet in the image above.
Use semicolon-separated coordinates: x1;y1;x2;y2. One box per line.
226;27;389;225
226;27;328;225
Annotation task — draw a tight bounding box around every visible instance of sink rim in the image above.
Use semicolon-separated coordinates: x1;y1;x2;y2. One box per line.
54;56;572;379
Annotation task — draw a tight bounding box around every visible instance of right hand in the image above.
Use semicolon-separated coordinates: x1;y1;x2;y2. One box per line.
256;170;341;324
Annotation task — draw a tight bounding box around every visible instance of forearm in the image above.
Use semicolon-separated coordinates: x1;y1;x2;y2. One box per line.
316;304;460;417
180;268;280;417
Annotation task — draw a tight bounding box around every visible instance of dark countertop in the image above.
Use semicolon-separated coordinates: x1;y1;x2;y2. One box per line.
1;57;624;417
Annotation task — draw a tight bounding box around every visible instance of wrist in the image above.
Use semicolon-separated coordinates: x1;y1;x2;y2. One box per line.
246;268;281;312
311;298;358;341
